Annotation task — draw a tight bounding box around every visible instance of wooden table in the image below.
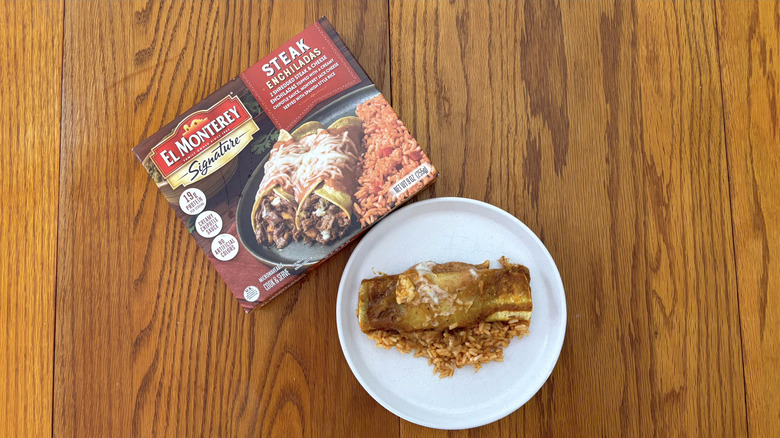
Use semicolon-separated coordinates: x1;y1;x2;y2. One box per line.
2;1;778;436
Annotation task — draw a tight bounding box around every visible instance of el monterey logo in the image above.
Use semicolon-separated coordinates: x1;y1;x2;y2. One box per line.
151;95;259;189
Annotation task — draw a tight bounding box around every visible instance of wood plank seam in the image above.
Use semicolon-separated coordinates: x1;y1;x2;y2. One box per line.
711;2;752;437
52;3;66;438
714;1;780;435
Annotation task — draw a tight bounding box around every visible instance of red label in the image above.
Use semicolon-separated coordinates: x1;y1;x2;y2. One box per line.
240;22;360;131
151;95;253;177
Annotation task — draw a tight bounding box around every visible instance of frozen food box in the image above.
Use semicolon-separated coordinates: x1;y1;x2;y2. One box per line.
133;17;438;312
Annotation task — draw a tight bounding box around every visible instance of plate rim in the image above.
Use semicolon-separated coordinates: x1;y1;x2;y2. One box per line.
336;197;567;430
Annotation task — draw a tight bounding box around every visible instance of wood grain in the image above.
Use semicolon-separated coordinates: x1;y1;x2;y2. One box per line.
54;1;396;436
53;1;137;435
0;2;62;437
0;0;772;436
716;1;780;436
390;0;745;435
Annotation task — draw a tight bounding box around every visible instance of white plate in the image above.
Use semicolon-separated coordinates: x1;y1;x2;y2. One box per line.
336;197;567;429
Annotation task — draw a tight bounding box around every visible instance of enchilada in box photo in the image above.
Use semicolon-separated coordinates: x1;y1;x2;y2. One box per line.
251;117;364;248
